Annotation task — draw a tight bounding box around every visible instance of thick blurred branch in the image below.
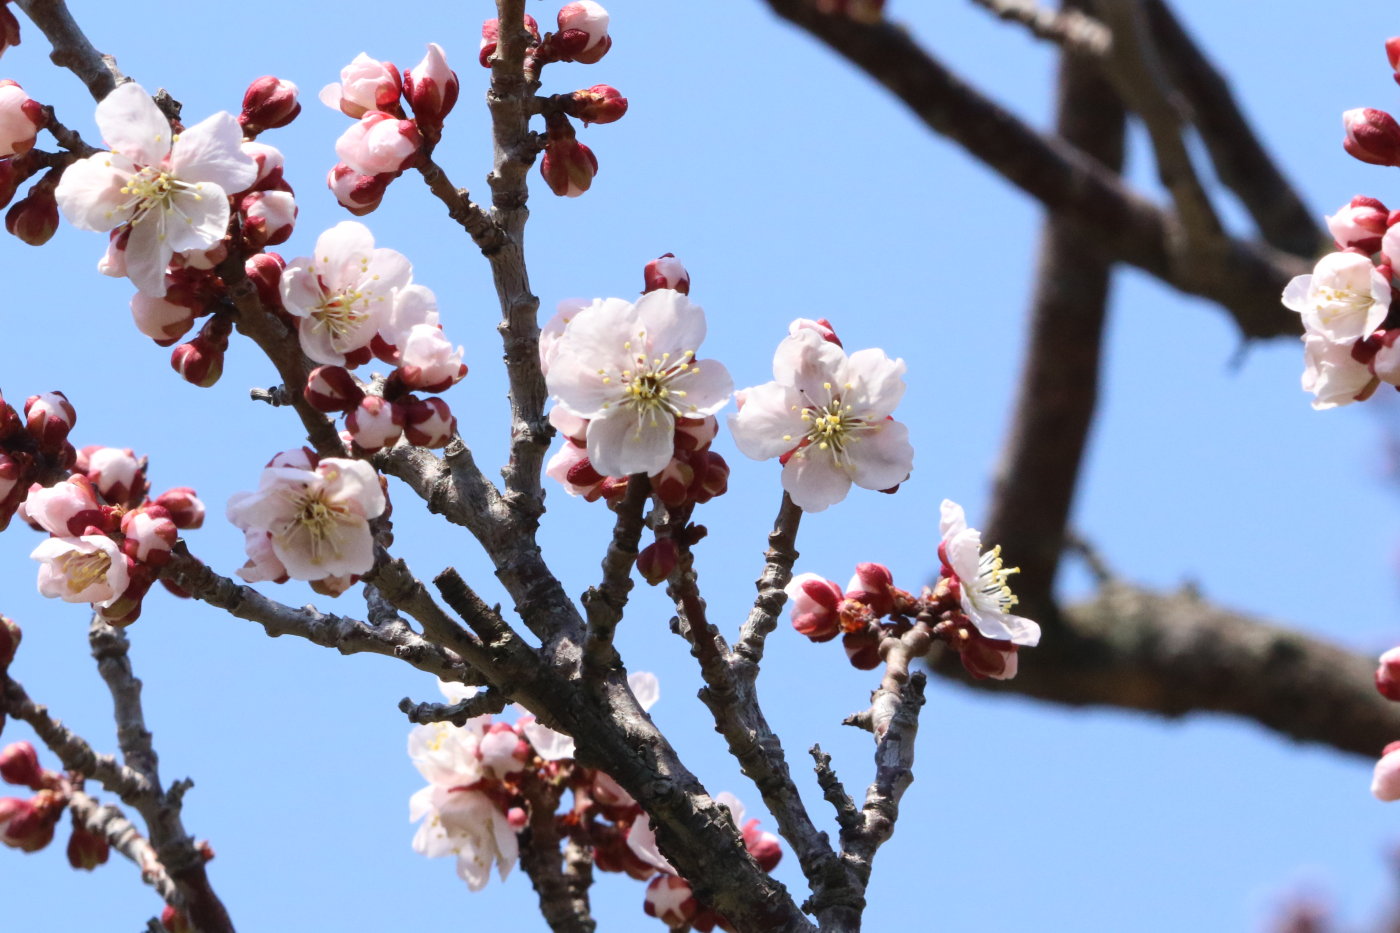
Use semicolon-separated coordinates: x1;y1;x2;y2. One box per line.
760;0;1314;339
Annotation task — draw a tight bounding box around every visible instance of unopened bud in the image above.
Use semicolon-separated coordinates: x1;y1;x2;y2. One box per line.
121;505;178;566
0;80;43;158
244;251;287;313
402;396;456;447
846;562;895;617
66;815;110;870
0;791;62;851
152;487;204;529
171;337;223;388
688;450;729;504
24;391;75;452
328;163;392;216
239;76;301;133
1328;196;1390;253
1344;108;1400;167
0;742;44;789
636;539;678;585
239;189;297;250
1388;37;1400;86
346;395;405;453
335;111;421;176
567;84;627;125
789;317;843;347
741;819;782;872
842;628;882;670
651;458;694;508
785;573;843;642
479;15;541;68
957;630;1019;680
319;54;401;120
644;252;689;294
304;365;364;413
540;136;597;197
6;170;57;245
644;875;697;929
555;1;611;63
404;43;459;130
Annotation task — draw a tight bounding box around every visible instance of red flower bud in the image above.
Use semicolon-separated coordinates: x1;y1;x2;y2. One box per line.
238;76;301;133
66;816;110;870
304;365;364;413
0;742;44;789
1344;108;1400;167
567;84;627;125
540;136;598;198
644;253;690;295
5;171;57;245
636;539;678;585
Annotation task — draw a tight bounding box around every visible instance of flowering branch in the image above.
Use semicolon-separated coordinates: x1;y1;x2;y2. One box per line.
967;0;1110;53
67;789;178;904
398;688;507;725
733;494;803;675
760;0;1308;339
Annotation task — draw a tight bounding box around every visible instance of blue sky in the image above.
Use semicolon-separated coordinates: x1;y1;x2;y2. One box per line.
3;2;1400;931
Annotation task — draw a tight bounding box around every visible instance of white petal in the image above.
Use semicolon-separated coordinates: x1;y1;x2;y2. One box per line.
634;288;706;355
847;418;913;491
164;184;230;254
841;349;907;419
586;407;674;477
54;153;133;231
781;451;852;512
124;215;173;297
169;112;258;194
96;83;171;164
669;358;733;418
728;382;805;461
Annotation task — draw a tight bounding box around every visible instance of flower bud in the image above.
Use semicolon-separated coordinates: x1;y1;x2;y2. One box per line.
789;317;843;347
643;253;689;294
0;790;62;851
846;562;896;617
171;337;223;388
1328;196;1389;253
1344;108;1400;167
1388;37;1400;86
687;450;729;504
741;819;782;872
785;573;844;642
121;506;178;566
0;742;44;789
479;15;541;68
130;293;197;345
239;189;297;250
636;539;677;585
555;1;611;63
152;487;204;530
346;396;405;453
404;43;459;130
957;630;1019;680
567;84;627;125
335;111;422;176
6;171;58;245
66;815;110;870
239;76;301;133
319;54;401;119
81;447;147;508
651;457;694;508
644;875;697;929
402;396;456;447
24;391;75;452
540;136;598;197
96;558;152;626
1378;647;1400;701
327;163;392;216
304;365;364;413
0;80;43;158
24;474;105;537
396;324;467;392
244;251;286;314
0;616;19;670
842;627;881;670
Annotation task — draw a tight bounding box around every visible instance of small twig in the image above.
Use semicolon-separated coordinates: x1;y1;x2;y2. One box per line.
809;746;861;843
519;772;596;933
969;0;1110;54
398;689;507;725
0;677;155;802
582;476;650;674
12;0;125;102
90;618;158;782
845;670;926;875
415;157;505;254
732;494;803;677
68;790;179;904
248;385;298;408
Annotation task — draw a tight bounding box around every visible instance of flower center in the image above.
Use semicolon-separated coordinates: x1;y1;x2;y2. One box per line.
278;488;354;566
787;382;871;463
972;545;1020;614
1315;285;1372;325
312;289;369;339
602;339;699;423
57;548;112;596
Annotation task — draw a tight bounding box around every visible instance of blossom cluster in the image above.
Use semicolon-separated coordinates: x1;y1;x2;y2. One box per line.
1284;40;1400;408
0;738;109;870
786;500;1040;678
407;673;781;929
478;2;627;198
226;447;387;597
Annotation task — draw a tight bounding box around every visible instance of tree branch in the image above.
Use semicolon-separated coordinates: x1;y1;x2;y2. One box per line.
12;0;123;101
582;476;649;675
67;789;179;905
759;0;1307;339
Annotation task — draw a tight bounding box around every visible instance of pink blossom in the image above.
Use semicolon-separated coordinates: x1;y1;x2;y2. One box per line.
319;54;401;119
397;324;466;391
1282;251;1390;343
1327;196;1389;253
545;290;733;477
730;326;913;512
54;83;258;296
1374;741;1400;801
335;111;421;176
23;476;103;537
1302;333;1379;410
225;457;386;582
32;534;130;608
410;785;518;890
280;221;412;365
938;500;1040;646
404;43;459;128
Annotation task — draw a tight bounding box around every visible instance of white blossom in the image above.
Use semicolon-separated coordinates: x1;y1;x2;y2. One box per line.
938;500;1039;646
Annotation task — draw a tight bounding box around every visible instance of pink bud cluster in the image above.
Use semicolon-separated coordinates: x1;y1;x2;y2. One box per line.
12;398;203;626
0;79;52;245
305;363;460;455
1373;649;1400;800
1283;40;1400;410
479;4;625;198
0;741;106;870
320;44;460;213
